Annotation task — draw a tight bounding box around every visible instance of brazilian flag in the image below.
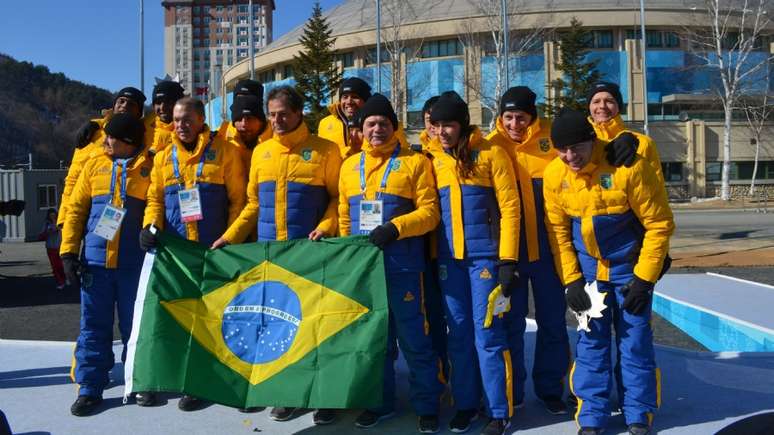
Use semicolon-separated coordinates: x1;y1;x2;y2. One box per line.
123;233;388;409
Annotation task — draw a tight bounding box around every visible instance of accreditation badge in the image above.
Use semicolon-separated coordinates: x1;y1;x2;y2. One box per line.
359;200;384;234
178;186;204;222
93;204;126;241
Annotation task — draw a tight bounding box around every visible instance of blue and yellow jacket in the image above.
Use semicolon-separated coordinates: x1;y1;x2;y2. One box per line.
428;128;520;261
60;149;154;269
216;120;274;175
143;126;246;246
222;122;341;243
319;103;357;159
590;114;665;184
543;140;674;285
339;134;440;273
487;117;557;263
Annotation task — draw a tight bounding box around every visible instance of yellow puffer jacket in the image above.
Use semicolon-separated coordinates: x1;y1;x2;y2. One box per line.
222;122;341;243
543;140;674;285
216;119;274;175
318;103;355;159
590;114;664;184
428;127;520;261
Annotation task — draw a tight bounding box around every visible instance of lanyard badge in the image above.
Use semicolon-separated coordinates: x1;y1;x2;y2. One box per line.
94;159;129;241
172;135;214;223
358;145;400;234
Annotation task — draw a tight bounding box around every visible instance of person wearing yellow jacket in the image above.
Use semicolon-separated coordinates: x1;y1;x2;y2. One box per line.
414;95;440;152
338;94;444;433
543;111;674;435
318;77;371;159
145;79;185;154
216;79;273;174
428;91;520;435
59;114;154;416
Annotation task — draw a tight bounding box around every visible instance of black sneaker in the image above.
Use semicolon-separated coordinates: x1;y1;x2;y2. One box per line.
355;410;395;429
449;409;479;433
542;396;568;415
178;395;203;412
238;406;263;413
135;391;156;407
480;418;511;435
269;407;299;421
70;395;102;416
418;415;440;434
514;400;525;410
567;393;578;409
313;408;336;425
628;423;651;435
578;428;605;435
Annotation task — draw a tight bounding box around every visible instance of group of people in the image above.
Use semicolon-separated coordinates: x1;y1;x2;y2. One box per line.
57;74;674;435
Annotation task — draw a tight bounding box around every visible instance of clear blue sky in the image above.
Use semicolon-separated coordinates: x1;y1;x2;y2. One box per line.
0;0;341;93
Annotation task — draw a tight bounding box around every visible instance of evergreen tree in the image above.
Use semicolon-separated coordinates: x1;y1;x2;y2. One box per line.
292;2;342;132
541;17;601;117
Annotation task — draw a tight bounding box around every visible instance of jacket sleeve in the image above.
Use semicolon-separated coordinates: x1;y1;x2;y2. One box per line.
142;151;167;230
60;161;94;256
337;163;352;237
627;158;675;283
223;142;247;227
543;164;584;285
638;133;665;186
391;155;440;239
57;147;88;227
315;143;342;236
490;146;520;261
222;147;259;243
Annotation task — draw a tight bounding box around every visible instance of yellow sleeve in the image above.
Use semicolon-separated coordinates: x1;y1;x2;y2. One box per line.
490;146;520;261
223;142;247;227
58;147;88;227
315;142;342;236
60;161;94;256
391;155;440;239
222;146;260;243
543;165;583;285
142;151;167;230
337;164;352;237
638;134;665;185
627;158;675;283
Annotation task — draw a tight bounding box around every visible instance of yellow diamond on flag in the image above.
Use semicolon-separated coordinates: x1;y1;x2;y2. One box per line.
161;260;369;385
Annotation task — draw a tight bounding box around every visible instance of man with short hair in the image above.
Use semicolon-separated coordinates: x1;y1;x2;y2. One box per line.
147;80;185;152
416;95;440;152
217;79;273;171
318;77;372;158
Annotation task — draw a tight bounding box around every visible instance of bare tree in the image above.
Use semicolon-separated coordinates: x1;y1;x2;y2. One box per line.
738;93;773;195
682;0;773;200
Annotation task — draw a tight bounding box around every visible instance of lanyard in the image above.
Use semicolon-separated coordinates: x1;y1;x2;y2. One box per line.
360;144;400;200
172;134;214;188
109;158;130;207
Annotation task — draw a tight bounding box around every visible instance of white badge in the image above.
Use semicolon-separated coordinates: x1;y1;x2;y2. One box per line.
93;204;126;241
493;294;511;316
178;186;204;222
359;200;383;233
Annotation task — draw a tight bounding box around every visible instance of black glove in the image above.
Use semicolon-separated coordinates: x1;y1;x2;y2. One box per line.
621;275;654;315
565;278;591;313
61;254;81;287
497;260;519;297
658;254;672;280
606;132;638;167
139;225;158;251
368;222;399;249
75;121;100;149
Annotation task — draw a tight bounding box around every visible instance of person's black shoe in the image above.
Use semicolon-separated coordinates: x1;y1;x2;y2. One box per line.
449;409;479;433
418;414;440;434
354;410;396;428
269;407;299;421
578;428;605;435
238;406;263;413
313;408;336;425
514;399;525;410
628;423;651;435
480;418;511;435
178;395;203;411
567;393;578;409
542;395;568;415
70;395;102;416
135;391;156;407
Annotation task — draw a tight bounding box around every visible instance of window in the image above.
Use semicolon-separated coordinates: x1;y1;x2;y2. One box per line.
736;161;774;180
258;69;275;83
193;6;200;13
420;39;463;58
706;162;722;182
37;184;58;209
238;5;248;13
282;65;294;79
203;17;210;24
626;30;680;48
366;48;391;64
339;52;355;68
591;30;614;49
661;162;684;182
216;5;223;12
238;50;248;58
203;6;210;13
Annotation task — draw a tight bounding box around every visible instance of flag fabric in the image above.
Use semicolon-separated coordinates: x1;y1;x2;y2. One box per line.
124;233;388;409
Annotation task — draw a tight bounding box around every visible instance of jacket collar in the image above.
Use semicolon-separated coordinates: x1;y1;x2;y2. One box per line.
590;114;625;141
172;125;213;161
495;116;542;149
273;121;309;150
363;133;402;158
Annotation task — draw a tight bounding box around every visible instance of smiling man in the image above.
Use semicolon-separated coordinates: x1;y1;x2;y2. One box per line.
318;77;372;159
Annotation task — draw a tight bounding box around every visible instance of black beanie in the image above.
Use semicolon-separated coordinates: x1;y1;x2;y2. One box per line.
230;95;265;121
234;79;264;102
587;81;624;109
152;81;185;104
114;87;146;107
104;113;145;147
358;93;398;130
551;110;596;148
340;77;372;101
429;91;470;128
500;86;537;118
421;95;440;116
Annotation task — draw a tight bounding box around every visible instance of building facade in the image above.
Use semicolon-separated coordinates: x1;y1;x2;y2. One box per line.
162;0;275;99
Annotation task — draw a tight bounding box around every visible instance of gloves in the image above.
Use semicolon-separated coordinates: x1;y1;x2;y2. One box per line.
606;132;638;167
622;275;654;315
61;254;81;287
497;260;519;297
75;121;100;149
139;225;158;251
369;222;399;249
565;278;591;313
658;254;672;280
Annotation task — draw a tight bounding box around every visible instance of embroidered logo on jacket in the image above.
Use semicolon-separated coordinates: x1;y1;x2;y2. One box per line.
539;139;551;152
263;151;272;159
205;149;217;161
391;160;402;171
140;167;151;177
479;268;492;280
600;173;613;189
302;149;312;161
403;291;415;302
